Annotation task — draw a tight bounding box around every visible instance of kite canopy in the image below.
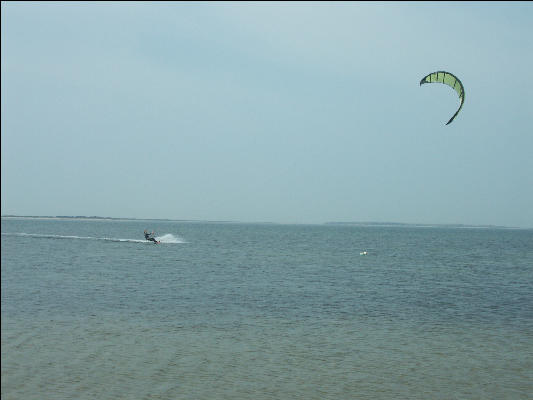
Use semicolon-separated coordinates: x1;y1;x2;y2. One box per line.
420;71;465;125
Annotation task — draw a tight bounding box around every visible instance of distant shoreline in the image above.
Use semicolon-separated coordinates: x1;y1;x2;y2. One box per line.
323;221;516;229
1;215;524;229
0;215;226;223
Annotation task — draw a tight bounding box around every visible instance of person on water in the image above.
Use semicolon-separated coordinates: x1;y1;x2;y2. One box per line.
144;229;158;243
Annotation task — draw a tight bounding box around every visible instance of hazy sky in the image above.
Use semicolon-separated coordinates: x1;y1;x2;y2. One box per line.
2;2;532;227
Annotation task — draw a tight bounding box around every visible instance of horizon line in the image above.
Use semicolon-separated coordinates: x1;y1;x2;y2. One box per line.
1;214;526;229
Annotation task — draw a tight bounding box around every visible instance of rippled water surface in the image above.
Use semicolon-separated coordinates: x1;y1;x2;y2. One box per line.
2;218;532;399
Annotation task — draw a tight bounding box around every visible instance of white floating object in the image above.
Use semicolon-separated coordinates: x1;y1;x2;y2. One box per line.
360;251;368;256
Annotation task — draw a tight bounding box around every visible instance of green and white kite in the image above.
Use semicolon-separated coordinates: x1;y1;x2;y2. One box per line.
420;71;465;125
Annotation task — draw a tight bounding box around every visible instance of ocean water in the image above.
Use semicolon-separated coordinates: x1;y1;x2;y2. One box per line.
1;218;532;400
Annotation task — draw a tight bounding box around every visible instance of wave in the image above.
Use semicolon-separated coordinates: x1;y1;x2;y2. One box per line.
1;232;185;244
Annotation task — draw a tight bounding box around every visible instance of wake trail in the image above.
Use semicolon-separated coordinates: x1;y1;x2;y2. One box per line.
155;233;185;244
1;232;186;244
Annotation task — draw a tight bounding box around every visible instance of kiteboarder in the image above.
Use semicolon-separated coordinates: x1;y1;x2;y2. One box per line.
144;229;159;244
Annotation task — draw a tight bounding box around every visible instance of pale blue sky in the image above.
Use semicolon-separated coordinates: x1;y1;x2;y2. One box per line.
2;2;532;227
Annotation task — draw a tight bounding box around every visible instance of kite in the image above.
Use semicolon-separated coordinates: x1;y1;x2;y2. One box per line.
420;71;465;125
